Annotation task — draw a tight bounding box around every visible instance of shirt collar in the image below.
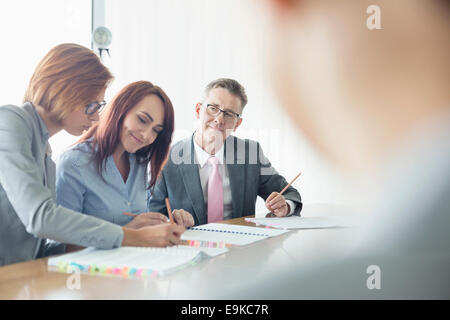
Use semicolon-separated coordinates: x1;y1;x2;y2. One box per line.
193;137;224;168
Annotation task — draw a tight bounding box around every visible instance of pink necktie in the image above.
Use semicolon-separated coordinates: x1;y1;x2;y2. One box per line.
207;156;224;223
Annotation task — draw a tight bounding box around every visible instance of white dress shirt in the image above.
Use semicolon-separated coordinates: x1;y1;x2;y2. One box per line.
193;140;295;219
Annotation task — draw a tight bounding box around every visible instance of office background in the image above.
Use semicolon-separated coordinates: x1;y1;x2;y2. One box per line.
0;0;351;211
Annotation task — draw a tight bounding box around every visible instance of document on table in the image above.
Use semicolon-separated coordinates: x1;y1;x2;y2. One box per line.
245;216;350;230
181;223;289;247
48;245;227;278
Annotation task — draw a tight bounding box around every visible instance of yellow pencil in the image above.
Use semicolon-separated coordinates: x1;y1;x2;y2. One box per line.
279;172;302;195
122;212;137;217
165;198;174;224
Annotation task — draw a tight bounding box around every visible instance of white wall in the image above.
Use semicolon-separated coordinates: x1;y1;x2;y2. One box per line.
0;0;92;155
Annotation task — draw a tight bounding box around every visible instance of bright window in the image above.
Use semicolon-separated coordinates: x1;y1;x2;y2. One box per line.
0;0;91;156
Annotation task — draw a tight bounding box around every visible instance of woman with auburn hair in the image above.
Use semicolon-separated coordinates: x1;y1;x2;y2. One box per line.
56;81;194;228
0;44;185;267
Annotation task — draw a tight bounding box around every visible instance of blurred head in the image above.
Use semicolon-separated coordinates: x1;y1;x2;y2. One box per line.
263;0;450;176
195;78;247;147
24;43;113;136
80;81;175;188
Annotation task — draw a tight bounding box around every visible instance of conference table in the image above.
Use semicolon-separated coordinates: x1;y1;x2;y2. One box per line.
0;204;355;300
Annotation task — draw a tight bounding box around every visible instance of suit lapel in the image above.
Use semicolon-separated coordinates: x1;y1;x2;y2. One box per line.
178;136;206;224
225;136;246;218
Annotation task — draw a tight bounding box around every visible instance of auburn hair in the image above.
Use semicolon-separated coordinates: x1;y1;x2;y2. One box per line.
78;81;175;189
23;43;113;121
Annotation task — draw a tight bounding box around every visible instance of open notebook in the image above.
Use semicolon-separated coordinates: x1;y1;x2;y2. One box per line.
181;223;289;247
48;245;227;279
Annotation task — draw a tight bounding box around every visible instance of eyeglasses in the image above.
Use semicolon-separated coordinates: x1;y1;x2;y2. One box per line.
205;104;241;123
85;100;106;115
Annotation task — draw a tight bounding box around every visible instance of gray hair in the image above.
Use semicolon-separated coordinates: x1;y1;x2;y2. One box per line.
204;78;248;110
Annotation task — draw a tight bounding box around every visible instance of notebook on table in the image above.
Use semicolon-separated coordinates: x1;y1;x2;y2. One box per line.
181;223;289;247
48;245;227;279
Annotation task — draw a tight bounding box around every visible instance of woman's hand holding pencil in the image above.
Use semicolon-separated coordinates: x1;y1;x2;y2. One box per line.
122;198;186;247
122;223;186;247
165;198;195;228
123;212;169;229
122;199;194;229
171;209;195;227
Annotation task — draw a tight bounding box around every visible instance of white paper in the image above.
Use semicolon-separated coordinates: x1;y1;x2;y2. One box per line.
245;216;350;230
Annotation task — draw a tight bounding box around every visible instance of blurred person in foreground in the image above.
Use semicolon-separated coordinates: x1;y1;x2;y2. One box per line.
229;0;449;298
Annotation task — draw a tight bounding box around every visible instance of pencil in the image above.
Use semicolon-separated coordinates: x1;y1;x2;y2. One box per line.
122;212;137;217
279;172;302;195
265;172;302;218
165;198;175;224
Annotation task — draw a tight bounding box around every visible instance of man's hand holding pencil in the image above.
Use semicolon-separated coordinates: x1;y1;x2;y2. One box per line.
265;172;301;217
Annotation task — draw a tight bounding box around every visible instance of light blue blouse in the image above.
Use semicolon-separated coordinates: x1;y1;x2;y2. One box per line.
56;142;150;226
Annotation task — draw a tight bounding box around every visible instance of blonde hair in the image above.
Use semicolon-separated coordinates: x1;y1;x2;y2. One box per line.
23;43;113;121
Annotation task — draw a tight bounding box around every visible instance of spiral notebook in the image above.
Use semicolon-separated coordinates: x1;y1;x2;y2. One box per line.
181;223;289;247
48;245;227;279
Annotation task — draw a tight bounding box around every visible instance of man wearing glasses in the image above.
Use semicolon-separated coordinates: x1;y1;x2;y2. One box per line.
148;78;302;226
